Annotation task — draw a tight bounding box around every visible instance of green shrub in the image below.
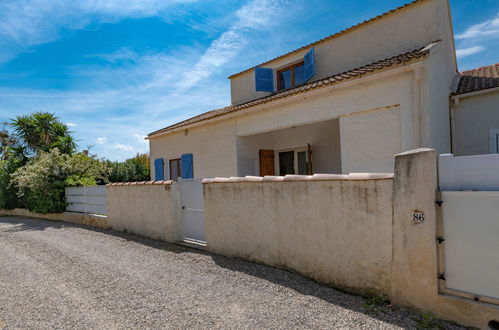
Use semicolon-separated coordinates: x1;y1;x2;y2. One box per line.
107;153;150;182
0;157;25;209
11;149;110;214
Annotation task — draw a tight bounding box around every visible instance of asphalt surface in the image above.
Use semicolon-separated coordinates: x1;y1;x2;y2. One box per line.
0;216;466;329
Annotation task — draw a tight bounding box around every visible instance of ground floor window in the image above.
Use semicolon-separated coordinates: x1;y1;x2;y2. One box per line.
169;158;181;180
277;145;311;175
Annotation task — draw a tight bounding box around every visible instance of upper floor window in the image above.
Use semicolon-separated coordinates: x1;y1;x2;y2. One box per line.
277;62;306;91
255;47;316;93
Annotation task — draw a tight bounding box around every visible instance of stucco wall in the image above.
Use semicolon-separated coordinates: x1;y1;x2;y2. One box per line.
236;119;341;176
149;119;237;180
452;91;499;156
106;182;180;242
204;178;394;295
151;68;423;177
340;106;401;173
230;0;456;106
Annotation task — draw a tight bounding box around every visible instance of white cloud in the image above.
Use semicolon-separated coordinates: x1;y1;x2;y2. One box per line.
176;0;288;90
0;0;292;160
86;47;140;63
0;0;196;63
114;143;134;152
456;13;499;41
66;122;78;127
456;45;486;59
133;133;148;144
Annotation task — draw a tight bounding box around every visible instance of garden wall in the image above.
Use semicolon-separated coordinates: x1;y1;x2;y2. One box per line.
106;181;181;242
203;149;499;329
204;174;394;295
0;208;109;229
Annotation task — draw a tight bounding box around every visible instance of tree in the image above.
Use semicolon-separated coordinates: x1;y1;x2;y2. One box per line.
10;112;77;157
107;153;150;182
11;149;110;214
0;122;16;160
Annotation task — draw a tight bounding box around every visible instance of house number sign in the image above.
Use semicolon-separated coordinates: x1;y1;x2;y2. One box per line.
413;211;425;224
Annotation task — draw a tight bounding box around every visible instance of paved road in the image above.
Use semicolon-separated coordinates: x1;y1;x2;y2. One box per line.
0;216;464;329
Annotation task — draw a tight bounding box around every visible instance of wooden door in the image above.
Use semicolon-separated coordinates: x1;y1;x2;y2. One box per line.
259;150;275;176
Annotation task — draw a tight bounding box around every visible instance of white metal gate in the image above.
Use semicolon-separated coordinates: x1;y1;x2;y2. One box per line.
179;178;206;245
438;154;499;305
440;191;499;304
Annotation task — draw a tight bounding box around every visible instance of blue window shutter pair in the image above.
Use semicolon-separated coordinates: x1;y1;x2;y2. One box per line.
255;67;274;92
254;47;315;92
154;158;164;180
181;153;194;179
304;48;315;83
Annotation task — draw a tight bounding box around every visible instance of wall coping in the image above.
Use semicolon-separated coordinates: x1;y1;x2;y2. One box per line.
202;173;393;184
106;180;173;186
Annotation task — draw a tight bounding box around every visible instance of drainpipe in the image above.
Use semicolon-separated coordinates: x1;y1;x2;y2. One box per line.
449;95;458;155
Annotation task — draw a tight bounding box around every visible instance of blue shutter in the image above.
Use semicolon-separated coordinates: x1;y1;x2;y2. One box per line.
255;67;274;92
304;48;315;82
181;153;193;179
154;158;164;180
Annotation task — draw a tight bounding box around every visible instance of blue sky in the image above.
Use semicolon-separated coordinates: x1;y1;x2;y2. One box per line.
0;0;498;160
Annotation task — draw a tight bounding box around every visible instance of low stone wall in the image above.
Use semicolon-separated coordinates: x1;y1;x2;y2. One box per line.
0;208;109;229
204;174;394;296
204;149;499;329
106;180;181;242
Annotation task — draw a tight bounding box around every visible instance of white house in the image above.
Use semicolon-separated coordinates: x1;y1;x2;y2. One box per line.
146;0;495;180
451;64;499;156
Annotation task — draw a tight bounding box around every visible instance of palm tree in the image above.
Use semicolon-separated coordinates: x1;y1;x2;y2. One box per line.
10;112;77;156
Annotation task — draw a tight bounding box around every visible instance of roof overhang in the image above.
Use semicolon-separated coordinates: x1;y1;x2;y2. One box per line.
147;57;428;140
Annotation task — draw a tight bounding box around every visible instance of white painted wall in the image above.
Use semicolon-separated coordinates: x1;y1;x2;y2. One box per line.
452;91;499;156
340;106;401;173
149;120;238;180
236;119;341;176
229;0;456;106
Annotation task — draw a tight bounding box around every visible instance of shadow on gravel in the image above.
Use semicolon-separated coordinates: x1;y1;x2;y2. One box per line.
0;216;65;232
0;215;461;329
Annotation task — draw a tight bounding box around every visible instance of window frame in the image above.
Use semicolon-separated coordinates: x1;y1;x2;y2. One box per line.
275;146;309;175
276;61;305;91
489;128;499;154
169;158;182;181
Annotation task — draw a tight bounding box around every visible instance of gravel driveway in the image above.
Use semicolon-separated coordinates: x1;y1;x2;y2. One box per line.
0;216;465;330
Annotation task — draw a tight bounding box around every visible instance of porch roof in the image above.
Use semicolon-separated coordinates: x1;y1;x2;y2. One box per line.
147;45;432;139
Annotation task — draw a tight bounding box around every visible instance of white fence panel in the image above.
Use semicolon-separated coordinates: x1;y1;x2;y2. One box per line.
65;186;106;215
442;191;499;301
439;153;499;191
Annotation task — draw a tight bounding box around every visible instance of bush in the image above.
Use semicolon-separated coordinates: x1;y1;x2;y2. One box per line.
0;157;25;209
10;149;110;214
108;153;150;182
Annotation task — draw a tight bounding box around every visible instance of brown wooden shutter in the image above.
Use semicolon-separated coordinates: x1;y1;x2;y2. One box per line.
307;143;313;175
259;150;275;176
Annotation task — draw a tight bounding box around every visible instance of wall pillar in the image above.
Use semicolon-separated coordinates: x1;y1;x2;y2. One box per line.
391;148;439;310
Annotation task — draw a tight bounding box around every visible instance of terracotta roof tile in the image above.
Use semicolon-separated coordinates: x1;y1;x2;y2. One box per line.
148;46;430;138
455;63;499;95
228;0;426;79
